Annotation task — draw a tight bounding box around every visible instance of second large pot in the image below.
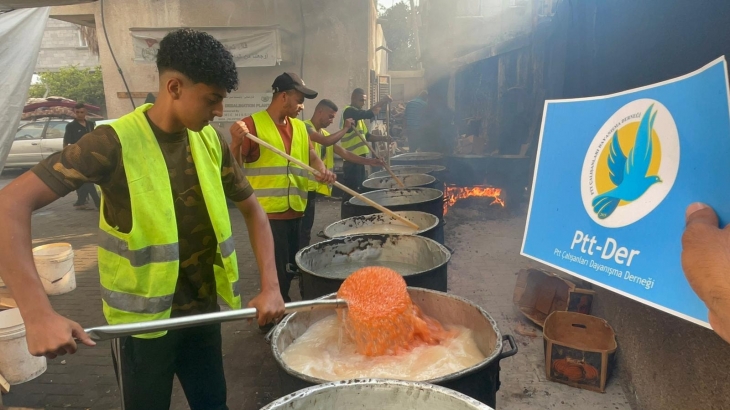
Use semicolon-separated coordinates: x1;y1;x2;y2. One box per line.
341;188;444;220
296;234;450;299
321;211;440;243
271;288;518;409
368;165;446;179
390;152;444;166
362;173;437;191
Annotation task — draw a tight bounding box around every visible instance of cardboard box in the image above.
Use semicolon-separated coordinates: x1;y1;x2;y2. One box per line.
543;311;617;393
513;268;595;327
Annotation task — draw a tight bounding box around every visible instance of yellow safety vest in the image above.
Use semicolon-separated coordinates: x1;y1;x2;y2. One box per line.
304;119;334;196
100;103;240;339
244;111;310;213
339;105;370;156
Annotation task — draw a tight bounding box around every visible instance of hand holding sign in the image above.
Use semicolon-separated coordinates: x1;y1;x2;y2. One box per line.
682;203;730;343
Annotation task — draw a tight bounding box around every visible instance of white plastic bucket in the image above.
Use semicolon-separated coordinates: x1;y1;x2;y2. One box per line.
32;243;76;295
0;308;47;384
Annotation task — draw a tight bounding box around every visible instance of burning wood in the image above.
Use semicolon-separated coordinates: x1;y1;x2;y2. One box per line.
443;184;505;215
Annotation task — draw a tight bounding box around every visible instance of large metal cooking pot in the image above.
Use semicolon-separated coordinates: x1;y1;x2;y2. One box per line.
362;173;437;191
270;288;518;409
341;188;444;220
296;234;450;299
321;211;440;243
369;165;446;179
262;379;495;410
391;152;445;166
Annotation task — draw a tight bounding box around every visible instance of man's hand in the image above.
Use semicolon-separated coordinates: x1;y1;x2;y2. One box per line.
681;202;730;343
342;118;355;131
230;121;250;147
247;287;285;327
315;169;336;184
366;158;385;167
24;310;95;359
379;95;393;105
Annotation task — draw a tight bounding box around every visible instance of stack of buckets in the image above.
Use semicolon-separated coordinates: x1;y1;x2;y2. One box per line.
0;243;76;386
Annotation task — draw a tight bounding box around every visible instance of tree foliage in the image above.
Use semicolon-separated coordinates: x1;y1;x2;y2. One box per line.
29;66;105;108
380;2;420;70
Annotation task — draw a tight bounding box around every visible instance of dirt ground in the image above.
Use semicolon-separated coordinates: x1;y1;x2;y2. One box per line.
0;169;631;409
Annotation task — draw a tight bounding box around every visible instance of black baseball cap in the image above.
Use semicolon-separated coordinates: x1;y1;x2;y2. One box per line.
272;72;318;99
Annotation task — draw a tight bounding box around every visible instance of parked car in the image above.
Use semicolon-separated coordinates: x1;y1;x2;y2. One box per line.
4;117;72;169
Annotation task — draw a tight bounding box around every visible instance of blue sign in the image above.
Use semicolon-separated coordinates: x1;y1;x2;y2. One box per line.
522;57;730;328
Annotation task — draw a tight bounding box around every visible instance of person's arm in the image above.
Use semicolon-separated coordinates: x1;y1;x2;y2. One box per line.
219;130;284;324
0;127;119;358
0;176;96;359
235;195;285;325
367;129;391;143
334;144;383;166
309;148;336;183
229;121;248;166
343;106;376;122
682;202;730;343
307;119;355;147
372;95;392;115
63;122;72;147
229;119;257;166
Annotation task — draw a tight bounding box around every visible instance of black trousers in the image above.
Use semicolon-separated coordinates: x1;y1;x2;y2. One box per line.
299;191;318;251
74;183;100;208
342;158;367;203
111;323;227;410
269;218;301;302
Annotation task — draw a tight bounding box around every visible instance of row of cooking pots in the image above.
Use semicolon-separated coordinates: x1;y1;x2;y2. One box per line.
267;156;516;409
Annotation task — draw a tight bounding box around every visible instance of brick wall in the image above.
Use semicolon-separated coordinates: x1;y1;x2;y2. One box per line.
35;18;99;72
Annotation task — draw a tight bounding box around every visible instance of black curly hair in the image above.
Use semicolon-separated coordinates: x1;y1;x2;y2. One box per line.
156;28;238;93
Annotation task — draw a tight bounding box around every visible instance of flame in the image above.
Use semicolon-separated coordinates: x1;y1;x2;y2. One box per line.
443;185;505;215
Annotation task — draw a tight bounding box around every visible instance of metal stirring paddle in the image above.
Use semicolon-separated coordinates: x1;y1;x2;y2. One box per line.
83;299;347;341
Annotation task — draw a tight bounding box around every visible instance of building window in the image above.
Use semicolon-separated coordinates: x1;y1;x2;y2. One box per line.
456;0;482;17
77;27;88;47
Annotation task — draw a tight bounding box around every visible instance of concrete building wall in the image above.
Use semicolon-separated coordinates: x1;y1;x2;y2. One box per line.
35;18;98;72
591;288;730;410
53;0;378;132
390;70;426;103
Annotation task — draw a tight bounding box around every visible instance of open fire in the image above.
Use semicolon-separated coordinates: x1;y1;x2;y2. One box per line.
443;185;505;215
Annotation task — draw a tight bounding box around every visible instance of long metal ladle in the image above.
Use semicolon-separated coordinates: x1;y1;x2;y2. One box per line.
83;299;347;341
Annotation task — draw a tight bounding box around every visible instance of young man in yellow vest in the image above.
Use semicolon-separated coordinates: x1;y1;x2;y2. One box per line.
0;29;285;410
339;88;392;201
229;73;336;303
300;99;384;249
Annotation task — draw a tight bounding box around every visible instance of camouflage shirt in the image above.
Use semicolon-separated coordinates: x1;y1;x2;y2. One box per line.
32;113;254;316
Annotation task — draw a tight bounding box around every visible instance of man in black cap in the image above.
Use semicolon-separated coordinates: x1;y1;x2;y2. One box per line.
230;72;337;302
339;88;392;201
